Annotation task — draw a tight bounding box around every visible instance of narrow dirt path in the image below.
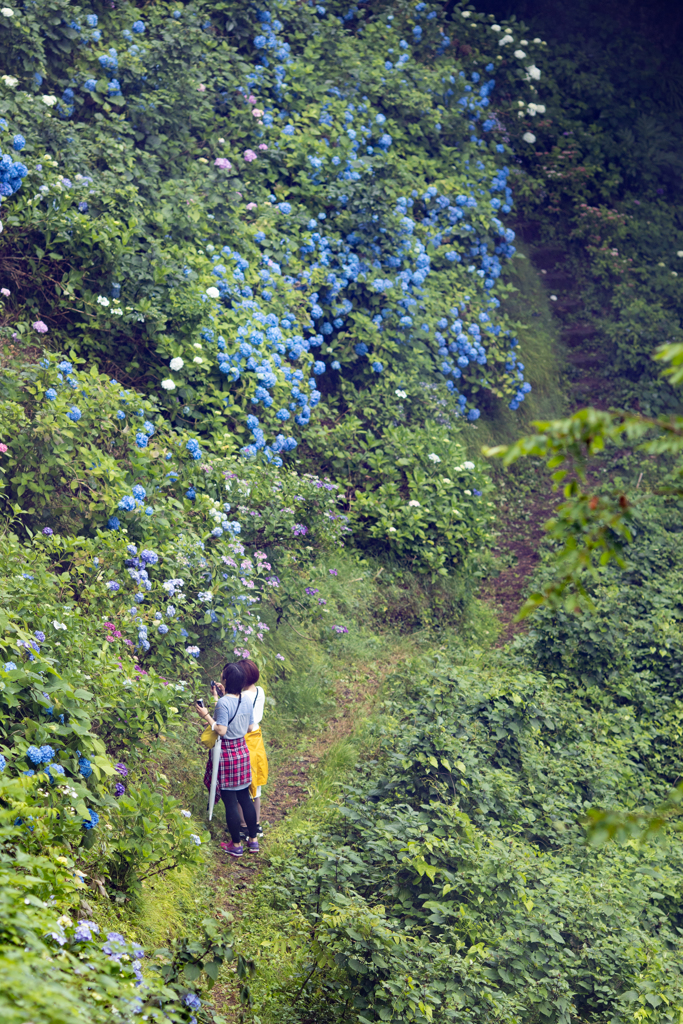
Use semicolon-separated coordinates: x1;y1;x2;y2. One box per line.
201;648;409;1012
479;235;614;643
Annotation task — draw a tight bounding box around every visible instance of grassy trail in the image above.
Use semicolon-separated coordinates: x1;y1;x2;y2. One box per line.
200;637;420;1015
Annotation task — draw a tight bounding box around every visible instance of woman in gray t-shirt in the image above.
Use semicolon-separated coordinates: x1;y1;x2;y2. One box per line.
197;663;258;858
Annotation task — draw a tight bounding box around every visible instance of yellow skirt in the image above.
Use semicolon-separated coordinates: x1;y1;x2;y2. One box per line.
246;727;268;798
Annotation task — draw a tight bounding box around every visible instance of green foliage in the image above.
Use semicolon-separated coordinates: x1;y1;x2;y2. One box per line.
0;774;225;1023
251;647;683;1023
485;344;683;614
470;0;683;396
351;423;493;577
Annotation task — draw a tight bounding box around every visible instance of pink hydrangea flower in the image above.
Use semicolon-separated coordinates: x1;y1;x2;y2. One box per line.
214;157;232;170
0;443;7;453
246;202;257;210
1;287;9;297
258;143;268;151
248;94;256;104
252;108;263;118
243;149;257;162
32;320;48;333
197;83;206;92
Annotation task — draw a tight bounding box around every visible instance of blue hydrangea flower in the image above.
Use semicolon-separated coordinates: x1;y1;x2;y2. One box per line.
45;389;57;401
107;516;121;530
3;662;17;672
67;406;81;422
185;487;196;500
12;135;25;152
86;13;98;27
372;361;384;373
39;744;55;763
84;78;97;91
132;484;146;500
135;432;148;448
118;495;135;511
278;202;292;214
79;756;92;778
26;746;42;765
116;410;125;420
82;808;99;829
0;754;6;772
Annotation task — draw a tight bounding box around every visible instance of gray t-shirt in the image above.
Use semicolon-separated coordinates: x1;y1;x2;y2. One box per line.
214;694;253;739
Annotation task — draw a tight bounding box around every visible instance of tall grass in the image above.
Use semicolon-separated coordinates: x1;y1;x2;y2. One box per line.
466;247;567;456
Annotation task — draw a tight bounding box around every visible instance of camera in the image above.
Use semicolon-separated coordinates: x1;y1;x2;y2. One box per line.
196;698;205;708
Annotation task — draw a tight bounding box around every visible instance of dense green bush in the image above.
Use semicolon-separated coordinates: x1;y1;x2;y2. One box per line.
254;646;683;1023
460;0;683;399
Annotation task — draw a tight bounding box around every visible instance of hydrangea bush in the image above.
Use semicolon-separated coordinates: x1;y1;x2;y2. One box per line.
0;0;547;454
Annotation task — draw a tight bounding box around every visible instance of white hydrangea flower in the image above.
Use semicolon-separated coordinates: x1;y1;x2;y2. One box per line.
388;526;397;532
514;49;526;58
461;9;471;16
520;39;528;45
169;357;184;371
161;379;176;390
408;499;421;507
427;453;441;463
463;461;475;470
180;810;191;818
522;132;536;144
499;34;513;45
527;65;541;80
193;356;204;364
111;307;123;316
490;24;501;31
52;620;67;630
1;8;15;16
96;295;110;307
1;75;18;87
677;251;683;258
41;94;57;105
395;389;407;398
205;286;220;299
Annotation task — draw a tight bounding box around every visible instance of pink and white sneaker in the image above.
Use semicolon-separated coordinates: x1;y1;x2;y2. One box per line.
223;841;243;858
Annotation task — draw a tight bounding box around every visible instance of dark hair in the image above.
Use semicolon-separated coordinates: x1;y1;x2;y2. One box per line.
220;662;246;695
241;659;260;686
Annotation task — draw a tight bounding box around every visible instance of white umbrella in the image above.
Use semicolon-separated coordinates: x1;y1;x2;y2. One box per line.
208;738;221;821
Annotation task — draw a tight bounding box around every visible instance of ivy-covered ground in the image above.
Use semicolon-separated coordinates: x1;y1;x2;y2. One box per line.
1;1;683;1023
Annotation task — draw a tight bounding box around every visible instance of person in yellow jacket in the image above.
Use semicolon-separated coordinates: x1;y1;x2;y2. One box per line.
239;659;268;836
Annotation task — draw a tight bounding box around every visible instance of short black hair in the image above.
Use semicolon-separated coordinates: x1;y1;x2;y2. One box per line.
220;662;246;695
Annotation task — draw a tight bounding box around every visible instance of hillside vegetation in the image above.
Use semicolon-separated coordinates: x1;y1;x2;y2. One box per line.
1;2;683;1023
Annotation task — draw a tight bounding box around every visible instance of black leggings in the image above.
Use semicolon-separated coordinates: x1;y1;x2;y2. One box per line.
220;787;257;843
